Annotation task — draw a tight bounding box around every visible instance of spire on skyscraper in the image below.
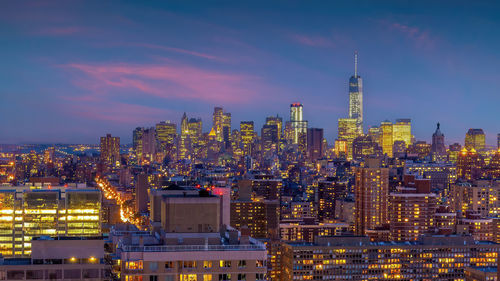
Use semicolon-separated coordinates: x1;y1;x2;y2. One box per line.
354;51;358;78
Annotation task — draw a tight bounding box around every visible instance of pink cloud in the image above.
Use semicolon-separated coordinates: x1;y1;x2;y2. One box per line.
135;43;219;60
64;61;267;104
290;34;335;48
387;22;435;49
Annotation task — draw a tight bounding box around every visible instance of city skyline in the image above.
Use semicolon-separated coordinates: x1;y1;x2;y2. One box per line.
1;1;500;145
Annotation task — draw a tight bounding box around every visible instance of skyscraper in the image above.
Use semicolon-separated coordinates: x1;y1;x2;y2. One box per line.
392;119;412;147
307;128;324;161
212;107;224;142
266;115;283;141
240;121;254;155
380;121;394;157
155;121;176;146
262;124;279;155
349;51;363;135
222;112;231;147
337;118;358;159
289;103;308;145
431;123;447;162
180;112;188;136
465;128;486;151
99;134;120;166
497;133;500;149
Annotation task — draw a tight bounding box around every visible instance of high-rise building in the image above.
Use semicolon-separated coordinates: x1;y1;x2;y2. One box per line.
133;127;144;159
380;120;394;157
377;119;412;157
212;107;224;142
392;118;412;147
155;121;176;147
289;103;308;145
497;133;500;149
0;185;101;257
349;51;363;134
389;175;437;241
223;113;232;146
188;118;202;143
465;128;486;151
261;124;279;155
141;127;157;162
337;118;358;159
431;123;447;162
266;116;283;141
240;121;255;155
135;174;149;214
368;126;381;146
354;158;389;235
99;134;120;166
180;112;189;136
307;128;323;162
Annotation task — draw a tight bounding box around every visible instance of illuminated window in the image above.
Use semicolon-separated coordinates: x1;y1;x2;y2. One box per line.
219;260;231;268
203;261;212;269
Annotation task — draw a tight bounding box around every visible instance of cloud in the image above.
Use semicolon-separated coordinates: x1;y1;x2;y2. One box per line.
290;34;335;48
134;43;220;61
385;21;435;49
63;60;268;104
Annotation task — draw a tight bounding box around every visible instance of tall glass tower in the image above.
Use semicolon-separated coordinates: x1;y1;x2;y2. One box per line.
349;51;363;135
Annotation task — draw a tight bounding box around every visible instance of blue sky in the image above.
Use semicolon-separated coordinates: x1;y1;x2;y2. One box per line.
0;0;499;145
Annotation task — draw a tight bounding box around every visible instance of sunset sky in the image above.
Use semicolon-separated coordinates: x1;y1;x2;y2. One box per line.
1;0;499;145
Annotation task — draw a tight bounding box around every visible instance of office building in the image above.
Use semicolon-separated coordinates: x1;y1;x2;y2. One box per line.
240;121;255;156
392;119;412;148
0;185;101;257
156;121;176;146
212;107;224;142
380;120;394;157
337;118;358;159
466;129;486;151
289;103;308;145
266;116;283;141
261;124;279;155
